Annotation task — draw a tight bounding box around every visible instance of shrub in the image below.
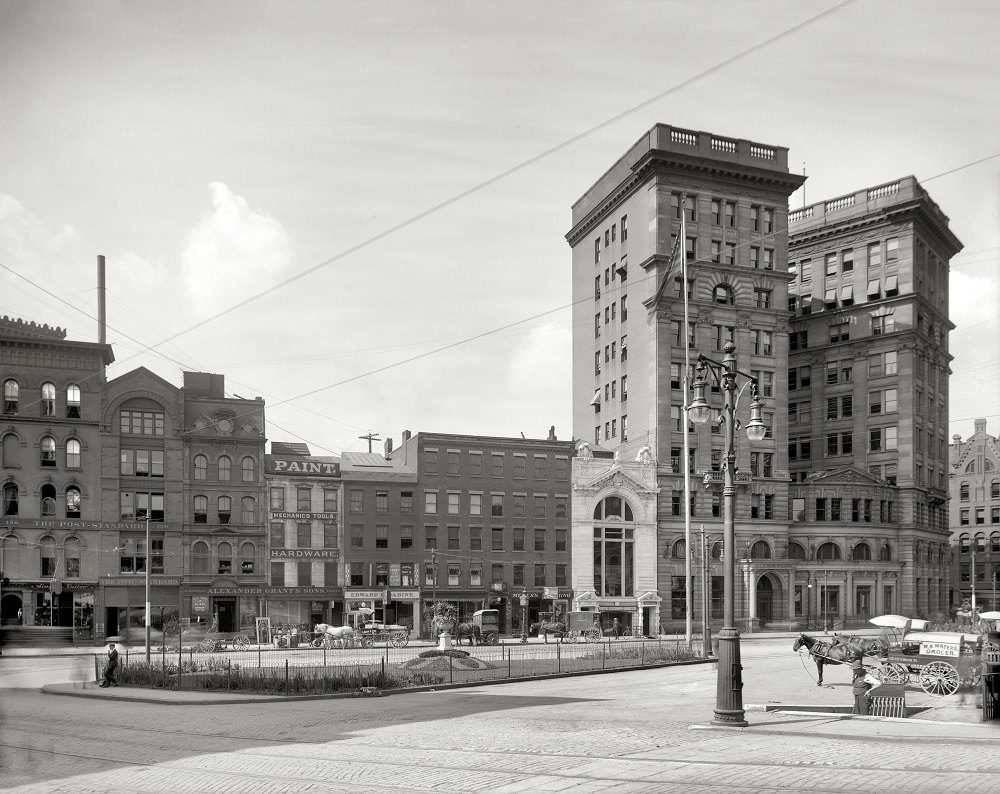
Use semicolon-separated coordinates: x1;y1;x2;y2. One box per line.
417;649;470;660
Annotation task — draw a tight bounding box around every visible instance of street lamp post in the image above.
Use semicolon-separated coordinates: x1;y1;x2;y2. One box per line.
823;570;830;634
145;512;151;664
688;341;766;727
519;590;528;644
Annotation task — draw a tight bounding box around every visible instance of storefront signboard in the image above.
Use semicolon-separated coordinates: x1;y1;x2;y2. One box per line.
389;589;420;600
192;596;210;614
102;576;182;587
270;548;339;559
266;459;340;476
344;589;387;600
270;512;338;520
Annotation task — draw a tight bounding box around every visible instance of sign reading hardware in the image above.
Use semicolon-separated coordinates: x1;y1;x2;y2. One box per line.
270;548;339;559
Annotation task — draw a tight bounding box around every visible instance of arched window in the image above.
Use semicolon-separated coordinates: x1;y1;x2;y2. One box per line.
711;541;723;560
218;496;232;525
240;542;255;574
853;542;872;561
1;433;19;468
2;482;18;515
592;496;633;521
3;379;18;414
194;495;208;523
241;496;255;524
41;382;56;416
787;542;807;560
40;436;57;467
192;541;210;575
217;542;233;574
66;439;81;468
193;454;208;480
713;283;734;305
593;496;635;598
816;542;841;560
959;533;970;553
879;543;892;562
2;534;20;576
960;482;970;500
66;487;82;518
40;535;56;577
672;539;686;559
40;484;57;517
242;456;255;482
217;455;231;481
750;540;771;559
966;461;976;474
66;384;81;418
65;537;81;578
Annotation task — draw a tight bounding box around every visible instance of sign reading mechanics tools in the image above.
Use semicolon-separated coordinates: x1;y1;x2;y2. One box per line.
270;511;338;520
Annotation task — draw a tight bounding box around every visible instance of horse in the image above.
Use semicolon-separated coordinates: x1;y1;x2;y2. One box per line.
530;620;567;643
452;622;481;646
314;624;355;649
792;632;882;685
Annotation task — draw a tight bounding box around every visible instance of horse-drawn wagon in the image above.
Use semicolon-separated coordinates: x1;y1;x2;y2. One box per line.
534;610;602;643
472;609;500;645
357;621;410;648
868;615;983;696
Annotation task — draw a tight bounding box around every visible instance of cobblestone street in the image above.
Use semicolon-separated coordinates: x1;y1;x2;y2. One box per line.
1;637;998;792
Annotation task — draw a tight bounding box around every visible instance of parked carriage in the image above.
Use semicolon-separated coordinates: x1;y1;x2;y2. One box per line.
869;614;983;696
564;611;602;643
472;609;500;645
357;621;410;648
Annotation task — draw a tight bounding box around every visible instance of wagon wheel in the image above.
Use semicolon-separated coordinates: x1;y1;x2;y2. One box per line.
484;632;499;646
389;630;408;648
583;627;601;643
875;662;909;685
919;661;960;696
233;634;250;651
196;639;215;653
360;634;374;649
311;637;323;648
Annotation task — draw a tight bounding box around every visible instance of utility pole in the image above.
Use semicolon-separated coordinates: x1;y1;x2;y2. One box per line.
358;431;381;453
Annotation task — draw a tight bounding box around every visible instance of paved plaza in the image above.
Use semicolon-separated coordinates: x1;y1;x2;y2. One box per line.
1;636;998;793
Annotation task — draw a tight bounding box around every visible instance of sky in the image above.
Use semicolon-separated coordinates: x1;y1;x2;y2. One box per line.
1;0;997;456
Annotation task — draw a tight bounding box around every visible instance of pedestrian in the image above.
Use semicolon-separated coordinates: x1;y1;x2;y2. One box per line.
100;642;119;687
612;618;621;639
851;656;872;715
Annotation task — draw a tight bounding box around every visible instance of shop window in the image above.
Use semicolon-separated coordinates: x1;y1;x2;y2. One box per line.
66;487;81;518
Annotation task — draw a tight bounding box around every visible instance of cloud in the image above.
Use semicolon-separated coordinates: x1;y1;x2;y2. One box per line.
181;182;293;314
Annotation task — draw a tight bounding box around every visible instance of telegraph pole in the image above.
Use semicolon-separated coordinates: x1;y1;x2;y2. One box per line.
359;431;381;453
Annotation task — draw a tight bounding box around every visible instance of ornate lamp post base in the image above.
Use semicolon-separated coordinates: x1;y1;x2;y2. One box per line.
713;627;747;726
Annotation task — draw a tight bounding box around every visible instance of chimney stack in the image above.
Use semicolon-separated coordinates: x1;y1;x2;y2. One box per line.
402;430;412;443
384;437;393;457
97;255;107;344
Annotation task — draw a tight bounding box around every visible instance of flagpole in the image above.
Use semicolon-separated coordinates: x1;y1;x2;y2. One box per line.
680;208;693;649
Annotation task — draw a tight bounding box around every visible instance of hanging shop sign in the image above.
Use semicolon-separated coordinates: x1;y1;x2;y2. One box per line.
192;597;210;614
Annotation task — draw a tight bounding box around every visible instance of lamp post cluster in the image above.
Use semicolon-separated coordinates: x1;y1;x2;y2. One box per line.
687;341;766;728
519;590;528;643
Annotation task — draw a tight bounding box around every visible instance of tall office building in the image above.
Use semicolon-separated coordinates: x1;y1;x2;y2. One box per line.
567;126;961;633
566;124;804;633
787;176;961;623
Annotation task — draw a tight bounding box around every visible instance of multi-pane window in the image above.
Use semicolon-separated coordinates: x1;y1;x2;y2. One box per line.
193;454;207;480
41;382;56;416
324;489;338;513
754;288;771;308
754;330;773;356
491;494;503;517
377;525;389;549
218;455;231;481
350;524;364;548
424;450;438;474
534;529;546;552
469;493;482;515
424;491;438;514
66;384;81;418
870;388;898;415
470;527;482;550
513;528;525;551
270;487;285;510
830;322;850;343
218;496;231;524
870;426;898;452
491;453;504;476
297;487;311;512
270;522;285;549
447;451;460;475
241;496;255;524
872;315;894;335
534;495;547;518
375;490;388;513
120;410;165;436
65;439;81;468
241;456;255;481
869;351;897;377
400;525;412;549
194;495;208;523
350;489;363;512
492;528;504;551
296;523;311;547
447;492;460;515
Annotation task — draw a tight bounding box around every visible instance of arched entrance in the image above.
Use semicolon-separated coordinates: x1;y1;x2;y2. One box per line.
1;592;23;624
755;574;776;628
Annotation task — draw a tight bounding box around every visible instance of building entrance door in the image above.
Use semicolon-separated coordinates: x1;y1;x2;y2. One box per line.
215;599;236;632
755;575;774;626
